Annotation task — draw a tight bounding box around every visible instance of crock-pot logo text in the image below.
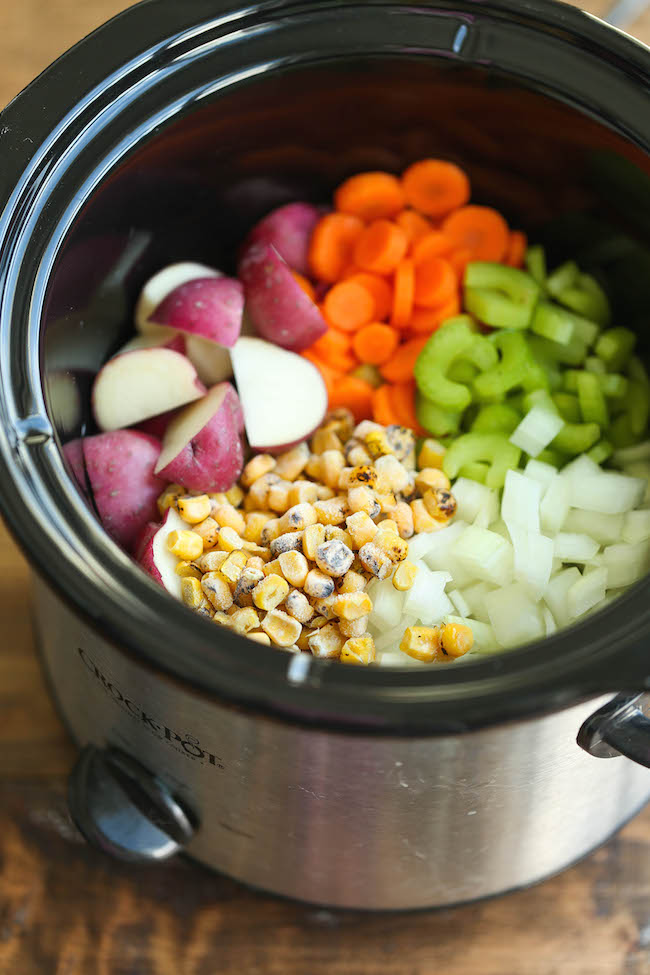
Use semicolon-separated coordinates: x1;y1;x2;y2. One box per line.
77;647;224;769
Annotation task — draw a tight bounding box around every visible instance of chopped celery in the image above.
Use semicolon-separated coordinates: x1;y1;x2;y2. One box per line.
546;261;580;297
595;327;636;372
587;440;614;465
585;356;606;375
522;388;557;414
416;394;462;437
414;316;496;412
448;360;478;385
557;273;610;327
526;245;547;286
628;355;649;384
528;332;588;366
576;371;609;427
563;369;628;400
608;413;637;448
471;404;522;435
458;462;489;484
536;447;563;467
552;421;601;455
552;392;582;423
629;380;650;436
442;433;522;489
530;301;575;345
569;313;600;348
474;332;549;402
464;262;541;331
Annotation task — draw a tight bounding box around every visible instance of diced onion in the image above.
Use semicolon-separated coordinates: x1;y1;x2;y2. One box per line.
510;406;564;457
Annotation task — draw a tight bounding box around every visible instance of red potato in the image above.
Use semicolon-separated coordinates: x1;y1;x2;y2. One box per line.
242;202;322;276
238;242;327;351
230;337;327;452
137;507;190;598
155;382;244;492
184;334;233;385
92;348;205;432
149;276;244;348
62;438;89;498
113;331;186;357
135;261;222;331
82;430;166;551
134;408;180;440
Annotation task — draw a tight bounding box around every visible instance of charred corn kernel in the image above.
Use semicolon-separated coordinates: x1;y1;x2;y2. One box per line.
263;558;283;577
440;622;474;659
244;511;272;544
374;532;409;563
213;504;246;535
376;519;399;536
202;572;234;611
320;450;346;489
167;530;204;560
358;542;393;580
376;492;397;514
248;631;271;645
415;468;451;493
181;576;203;608
348;464;378;489
322;524;351;546
305;454;323;479
285;589;314;624
195;599;215;620
220;550;248;585
245;473;280;512
375;454;409;493
241;453;276;487
302;523;326;560
386;424;416;463
175;561;202;580
312;595;339;620
308;623;345;660
315;484;335;500
315;539;355;578
288;480;319;506
393;560;418;591
338;570;367;593
304;569;336;599
225;484;244;508
325;407;355;442
346;443;373;466
273;442;310;481
346;510;377;548
340;635;376;665
157;484;184;517
392;501;415;539
332;591;373;621
195;550;228;572
218;526;246;552
268;481;292;513
177;494;211;524
229;607;260;633
194;516;220;549
234;566;265;606
262;609;302;647
278;550;309;588
399;478;418;504
423;488;457;522
339;615;369;638
314;497;349;525
355;420;382;438
260;518;281;545
279;503;317;534
347;485;380;518
365;428;393;459
246;556;265;572
418;438;446;470
270;530;303;557
253;574;289;611
410;499;443;534
400;625;441;663
312;427;343;454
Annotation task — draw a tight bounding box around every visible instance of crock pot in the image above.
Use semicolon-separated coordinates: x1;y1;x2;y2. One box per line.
2;0;650;910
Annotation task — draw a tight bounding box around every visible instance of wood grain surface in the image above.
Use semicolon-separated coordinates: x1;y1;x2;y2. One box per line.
1;2;650;973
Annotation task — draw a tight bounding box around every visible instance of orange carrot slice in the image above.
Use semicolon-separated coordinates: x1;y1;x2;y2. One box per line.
310;327;358;372
391;259;415;329
411;231;454;265
505;230;528;268
328;375;374;422
323;279;375;332
372;383;401;426
441;205;509;262
309;213;364;283
379;336;429;383
335;171;405;221
352;323;400;366
401;159;471;218
387;381;428;436
345;272;393;322
354;220;408;274
414;256;457;308
396;209;432;246
409;295;461;334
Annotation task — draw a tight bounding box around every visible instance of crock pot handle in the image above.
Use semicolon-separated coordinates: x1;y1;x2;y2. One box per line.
68;745;196;862
578;693;650;766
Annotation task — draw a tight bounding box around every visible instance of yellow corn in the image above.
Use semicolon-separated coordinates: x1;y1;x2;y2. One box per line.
303;524;326;559
315;484;335;501
400;625;441;663
263;558;283;577
375;454;410;493
261;609;302;647
338;570;367;593
309;615;329;629
308;623;345;659
296;628;312;651
440;622;474;660
273;443;309;482
311;427;343;454
320;449;346;489
315;539;355;578
177;495;211;524
220;550;248;585
345;510;377;549
312;595;338;620
241;453;276;487
212;610;233;626
244;511;272;544
392;501;414;540
324;408;355;442
410;499;443;534
423;488;457;522
233;566;265;606
347;464;378;490
358;542;393;580
385;425;416;463
267;481;292;513
304;569;336;599
193;517;220;550
248;631;271;645
278;503;317;534
347;443;372;467
212;504;247;535
260;518;281;545
270;531;304;558
340;635;376;665
415;467;451;494
167;530;204;561
225;484;244;508
201;572;234;611
418;438;446;470
175;561;202;579
245;473;279;511
374;532;409;563
285;589;314;624
375;519;398;536
324;526;354;550
278;550;309;588
332;591;373;621
181;576;203;608
288;480;319;506
195;550;228;573
314;497;349;525
157;484;184;517
339;615;369;639
376;492;397;514
364;428;393;459
229;607;261;634
305;454;323;479
392;560;418;591
347;486;380;518
246;556;266;572
252;574;290;611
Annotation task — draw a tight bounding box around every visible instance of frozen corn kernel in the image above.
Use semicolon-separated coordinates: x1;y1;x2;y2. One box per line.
244;511;272;544
260;518;281;545
410;499;443;534
302;523;326;560
209;492;229;507
392;501;415;539
418;438;446;470
315;540;355;578
167;530;204;561
304;569;336;599
248;631;271;645
212;610;233;626
347;486;380;518
274;442;310;481
345;511;377;549
220;550;248;585
296;628;312;650
246;556;265;572
320;450;346;489
218;526;246;552
195;550;228;572
339;615;369;638
305;454;323;479
308;623;345;659
310;615;328;629
285;589;314;624
175;561;202;580
263;558;283;577
314;497;349;525
225;484;244;508
375;519;398;536
181;576;203;608
400;625;441;663
358;542;393;580
229;607;261;634
326;407;355;442
202;572;234;611
268;481;292;513
241;540;268;558
315;484;335;501
241;453;276;487
374;532;409;563
213;504;247;535
393;560;418;591
346;443;372;466
278;550;309;588
262;609;302;647
338;570;367;593
386;425;416;463
312;427;343;454
365;428;394;460
324;526;353;550
332;591;373;620
375;454;409;493
347;465;378;489
253;574;290;611
288;480;319;506
399;479;418;504
177;494;211;524
340;635;376;665
270;530;304;557
245;472;280;511
195;600;215;620
157;484;184;517
423;488;457;522
415;468;451;494
376;492;397;514
194;517;220;549
312;595;339;620
234;566;265;606
279;503;318;533
440;622;474;660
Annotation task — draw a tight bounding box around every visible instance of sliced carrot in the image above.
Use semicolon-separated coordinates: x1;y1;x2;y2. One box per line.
411;231;454;265
310;327;358;372
379;336;429;383
301;350;343;394
448;247;473;279
372;383;401;426
328;375;374;423
441;205;509;262
354;220;408;275
414;256;457;308
395;209;432;246
335;171;405;221
387;381;428;436
505;230;528;268
409;295;461;334
345;272;393;321
401;159;471;218
291;271;316;302
352;322;400;366
323;279;375;332
391;259;415;329
308;213;364;283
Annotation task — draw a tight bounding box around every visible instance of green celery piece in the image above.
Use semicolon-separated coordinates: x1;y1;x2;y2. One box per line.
585;356;606;375
628;355;649;385
528;332;588;366
536;447;563;467
464;262;541;331
523;336;563;390
530;301;575;345
587;440;614;465
525;245;547;287
522;388;557;414
474;332;549;402
595;327;636;372
552;392;582;423
414;316;495;412
471;403;522;435
552;422;601;455
546;261;580;298
448;360;479;385
442;433;522;490
557;273;610;327
576;371;609;427
629;380;650;436
570;313;600;348
416;394;462;438
462;333;499;372
608;413;637;448
458;462;489;484
563;369;628;400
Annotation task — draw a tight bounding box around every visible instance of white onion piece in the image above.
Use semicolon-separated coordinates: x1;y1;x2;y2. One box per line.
612;440;650;467
404;569;453;621
454;526;513;586
563;508;625;546
553;532;600;563
485;583;545;647
452;478;499;526
510;406;564;457
542;605;557;636
544;567;582;627
460;581;497;622
600;540;650;588
501;470;542;534
449;589;471;618
623;509;650;543
567;567;608;620
540;477;570;536
509;526;554;598
524;458;559;494
370;580;405;630
567;471;646;514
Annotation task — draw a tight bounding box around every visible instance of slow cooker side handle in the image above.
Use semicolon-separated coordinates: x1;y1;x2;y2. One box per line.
578;693;650;766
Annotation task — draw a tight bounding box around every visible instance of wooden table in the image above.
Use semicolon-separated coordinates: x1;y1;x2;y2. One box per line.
2;2;650;972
